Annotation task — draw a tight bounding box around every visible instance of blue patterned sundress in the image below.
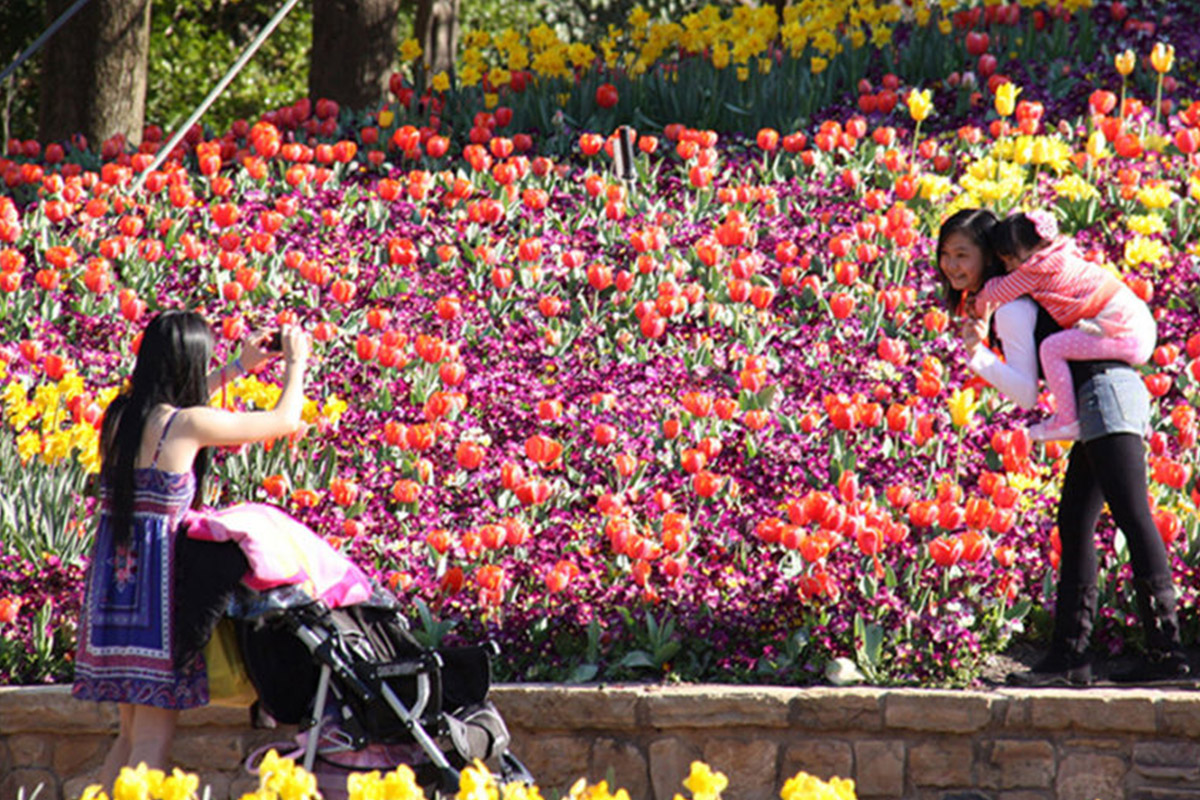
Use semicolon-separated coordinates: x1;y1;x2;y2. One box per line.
73;465;208;709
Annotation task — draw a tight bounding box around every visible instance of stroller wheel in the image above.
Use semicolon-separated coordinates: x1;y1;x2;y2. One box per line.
500;752;536;786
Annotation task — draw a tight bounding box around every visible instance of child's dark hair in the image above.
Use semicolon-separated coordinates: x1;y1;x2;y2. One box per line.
100;310;213;545
991;212;1048;261
935;207;1003;312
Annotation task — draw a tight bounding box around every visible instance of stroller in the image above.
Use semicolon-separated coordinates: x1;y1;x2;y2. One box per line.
181;504;532;798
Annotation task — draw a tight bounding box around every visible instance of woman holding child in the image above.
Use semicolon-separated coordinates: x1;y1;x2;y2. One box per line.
936;207;1189;686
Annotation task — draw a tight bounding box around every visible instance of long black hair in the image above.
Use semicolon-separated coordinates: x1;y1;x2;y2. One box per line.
991;211;1048;261
935;207;1005;312
100;310;213;545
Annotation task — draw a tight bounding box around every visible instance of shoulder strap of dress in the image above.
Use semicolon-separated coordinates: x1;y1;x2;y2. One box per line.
151;409;181;468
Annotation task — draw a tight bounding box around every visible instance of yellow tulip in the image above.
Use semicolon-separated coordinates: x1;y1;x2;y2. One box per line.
1086;130;1108;160
1114;49;1135;76
906;88;933;123
994;82;1020;117
1150;42;1174;73
948;387;979;430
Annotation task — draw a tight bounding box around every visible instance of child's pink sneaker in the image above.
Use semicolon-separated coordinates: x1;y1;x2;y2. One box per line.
1029;418;1080;442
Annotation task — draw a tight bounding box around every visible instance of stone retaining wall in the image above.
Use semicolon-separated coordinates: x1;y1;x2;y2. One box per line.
2;685;1199;800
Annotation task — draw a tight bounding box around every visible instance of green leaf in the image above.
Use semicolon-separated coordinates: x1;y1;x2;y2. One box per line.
617;650;656;669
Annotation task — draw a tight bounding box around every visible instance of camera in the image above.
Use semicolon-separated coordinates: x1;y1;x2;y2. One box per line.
266;330;283;351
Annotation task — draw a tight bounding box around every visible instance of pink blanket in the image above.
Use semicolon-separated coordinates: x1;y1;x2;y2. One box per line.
182;503;372;608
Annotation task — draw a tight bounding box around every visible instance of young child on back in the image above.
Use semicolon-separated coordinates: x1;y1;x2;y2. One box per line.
972;210;1156;442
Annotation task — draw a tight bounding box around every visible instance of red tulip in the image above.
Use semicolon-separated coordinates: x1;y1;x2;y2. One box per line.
595;83;619;109
965;31;989;56
929;536;964;567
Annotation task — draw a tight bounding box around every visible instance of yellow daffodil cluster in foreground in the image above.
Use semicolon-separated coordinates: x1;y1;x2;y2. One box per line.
76;755;857;800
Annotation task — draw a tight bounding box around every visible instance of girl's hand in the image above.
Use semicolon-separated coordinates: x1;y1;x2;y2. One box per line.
240;333;273;372
961;317;989;358
281;325;310;367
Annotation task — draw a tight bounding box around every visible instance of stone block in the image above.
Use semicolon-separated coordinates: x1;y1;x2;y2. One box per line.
196;770;234;800
649;736;702;800
8;733;52;767
792;689;884;731
492;685;643;731
178;703;253;729
885;691;992;733
0;686;116;734
591;738;650;800
997;792;1050;800
172;731;247;771
998;695;1029;728
1132;741;1200;782
1030;692;1156;733
1129;789;1200;800
909;738;973;788
1159;695;1200;738
1055;754;1125;800
780;741;854;784
66;772;104;800
230;773;262;800
1060;737;1125;751
516;735;591;795
853;740;904;798
644;686;791;729
53;734;108;776
702;737;778;800
1;768;58;800
981;740;1054;789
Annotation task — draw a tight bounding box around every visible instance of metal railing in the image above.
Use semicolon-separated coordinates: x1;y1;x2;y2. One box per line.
130;0;304;193
0;0;94;86
2;0;303;196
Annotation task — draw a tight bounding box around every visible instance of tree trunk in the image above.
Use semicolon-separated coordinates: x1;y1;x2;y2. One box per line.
310;0;401;112
38;0;151;147
413;0;459;77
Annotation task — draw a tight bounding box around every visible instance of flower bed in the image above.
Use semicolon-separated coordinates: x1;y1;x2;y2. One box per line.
1;1;1199;688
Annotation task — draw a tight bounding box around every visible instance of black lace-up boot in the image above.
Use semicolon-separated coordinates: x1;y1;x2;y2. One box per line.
1007;583;1096;687
1111;577;1192;685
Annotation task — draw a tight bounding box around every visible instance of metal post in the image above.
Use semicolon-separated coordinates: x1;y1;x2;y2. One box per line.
129;0;303;194
0;0;94;85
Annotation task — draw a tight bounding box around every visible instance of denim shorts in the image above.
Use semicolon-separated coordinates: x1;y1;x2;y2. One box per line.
1077;368;1150;442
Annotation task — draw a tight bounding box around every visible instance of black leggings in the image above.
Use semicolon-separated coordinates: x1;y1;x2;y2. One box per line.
1057;433;1172;587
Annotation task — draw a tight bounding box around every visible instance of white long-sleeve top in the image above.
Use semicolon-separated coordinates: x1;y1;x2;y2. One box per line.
966;297;1040;411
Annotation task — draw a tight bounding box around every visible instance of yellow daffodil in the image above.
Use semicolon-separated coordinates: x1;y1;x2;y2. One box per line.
1137;183;1175;210
16;430;40;463
1054;174;1099;202
1114;49;1135;76
811;56;828;74
431;71;451;92
1150;42;1174;73
161;768;201;800
682;762;728;800
994;82;1020;117
906;88;933;123
1126;214;1167;236
399;38;423;63
781;770;858;800
1124;236;1167;268
457;760;499;800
